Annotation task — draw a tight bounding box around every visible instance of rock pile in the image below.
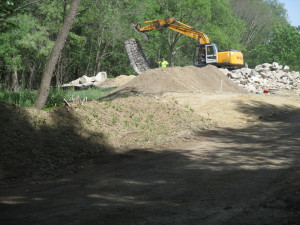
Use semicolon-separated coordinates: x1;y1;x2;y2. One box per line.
61;72;136;89
219;62;300;93
61;72;108;88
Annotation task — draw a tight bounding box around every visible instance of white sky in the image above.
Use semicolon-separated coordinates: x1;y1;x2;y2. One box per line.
279;0;300;27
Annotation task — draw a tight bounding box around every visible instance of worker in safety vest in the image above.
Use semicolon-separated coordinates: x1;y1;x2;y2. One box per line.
158;58;169;68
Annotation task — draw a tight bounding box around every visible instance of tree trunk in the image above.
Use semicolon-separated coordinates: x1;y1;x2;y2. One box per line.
28;64;36;89
166;32;182;67
11;70;19;92
93;35;102;75
34;0;81;109
85;39;94;75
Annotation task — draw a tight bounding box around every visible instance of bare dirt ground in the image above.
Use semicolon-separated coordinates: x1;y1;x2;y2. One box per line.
161;92;300;128
1;92;300;225
1;66;300;224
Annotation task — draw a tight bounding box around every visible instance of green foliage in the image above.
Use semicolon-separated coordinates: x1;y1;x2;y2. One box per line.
0;14;53;62
204;0;245;50
45;89;65;108
0;13;53;89
64;87;113;101
247;25;300;71
0;0;298;91
0;88;36;107
0;87;114;108
231;0;288;49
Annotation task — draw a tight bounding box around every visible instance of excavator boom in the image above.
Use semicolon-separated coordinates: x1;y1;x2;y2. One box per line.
133;18;210;44
126;18;244;74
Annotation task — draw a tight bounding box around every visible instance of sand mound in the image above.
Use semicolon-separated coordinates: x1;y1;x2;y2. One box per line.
113;65;246;95
95;75;136;88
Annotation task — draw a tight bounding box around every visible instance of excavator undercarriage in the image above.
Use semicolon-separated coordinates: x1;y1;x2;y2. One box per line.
124;38;151;75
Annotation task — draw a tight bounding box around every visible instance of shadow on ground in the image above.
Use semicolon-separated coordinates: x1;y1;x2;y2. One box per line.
0;103;110;179
233;99;300;122
100;87;141;100
0;101;299;225
195;100;300;169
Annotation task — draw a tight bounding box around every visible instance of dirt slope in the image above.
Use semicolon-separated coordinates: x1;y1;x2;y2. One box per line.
95;75;136;88
0;97;211;179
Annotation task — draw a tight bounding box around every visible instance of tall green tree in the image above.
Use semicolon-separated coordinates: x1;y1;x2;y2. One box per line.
0;14;53;91
231;0;287;48
247;25;300;71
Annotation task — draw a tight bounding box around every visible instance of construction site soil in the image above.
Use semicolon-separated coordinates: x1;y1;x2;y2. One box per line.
1;65;300;225
110;65;246;95
95;75;136;89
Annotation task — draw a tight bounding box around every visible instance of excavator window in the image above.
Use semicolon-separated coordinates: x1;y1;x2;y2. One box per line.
193;45;206;67
193;44;218;66
205;44;218;63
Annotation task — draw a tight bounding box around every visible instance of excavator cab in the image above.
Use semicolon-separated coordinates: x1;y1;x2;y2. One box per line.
193;43;218;67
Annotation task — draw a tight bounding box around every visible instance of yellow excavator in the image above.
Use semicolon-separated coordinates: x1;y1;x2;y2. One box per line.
126;18;244;74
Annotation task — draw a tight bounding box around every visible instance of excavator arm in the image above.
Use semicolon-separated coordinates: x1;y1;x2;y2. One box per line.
126;17;244;74
132;18;210;44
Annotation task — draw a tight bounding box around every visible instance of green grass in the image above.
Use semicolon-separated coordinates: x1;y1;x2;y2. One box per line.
64;88;113;101
0;89;36;107
0;87;114;108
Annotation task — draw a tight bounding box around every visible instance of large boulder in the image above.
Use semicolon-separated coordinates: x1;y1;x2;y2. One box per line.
255;65;264;72
291;71;300;79
274;70;285;80
245;83;256;92
61;71;108;88
250;70;259;77
262;63;272;69
271;62;282;71
70;78;80;85
240;68;252;76
230;72;241;79
283;65;290;72
79;75;93;85
95;72;107;82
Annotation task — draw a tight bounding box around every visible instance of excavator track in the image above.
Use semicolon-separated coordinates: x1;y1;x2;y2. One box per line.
125;38;151;75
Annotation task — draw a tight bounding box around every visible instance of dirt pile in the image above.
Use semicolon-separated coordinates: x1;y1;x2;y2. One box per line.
97;75;136;88
112;65;246;95
0;98;210;178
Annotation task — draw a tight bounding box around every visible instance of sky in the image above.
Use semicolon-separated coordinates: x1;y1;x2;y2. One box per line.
279;0;300;27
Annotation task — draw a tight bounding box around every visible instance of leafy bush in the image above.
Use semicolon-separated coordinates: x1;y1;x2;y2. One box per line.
0;89;36;107
0;87;114;108
45;88;65;108
64;87;113;101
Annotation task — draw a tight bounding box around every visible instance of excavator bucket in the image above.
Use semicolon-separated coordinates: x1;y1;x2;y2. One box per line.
131;24;149;40
125;38;151;75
